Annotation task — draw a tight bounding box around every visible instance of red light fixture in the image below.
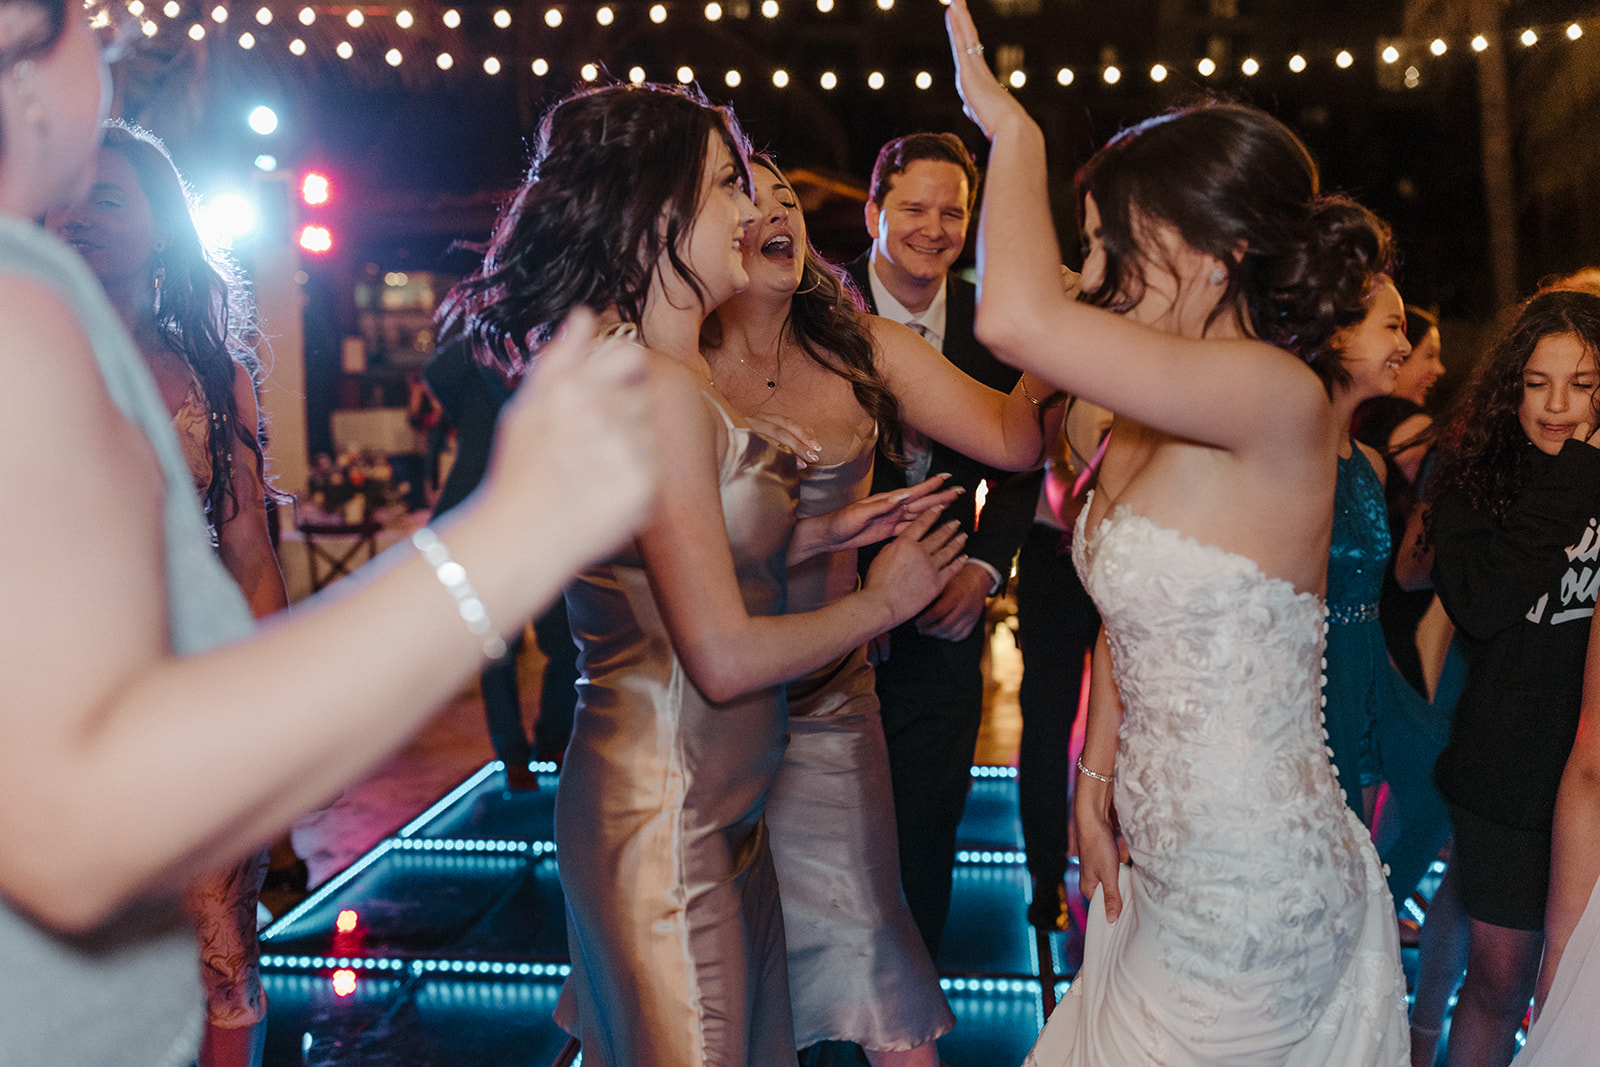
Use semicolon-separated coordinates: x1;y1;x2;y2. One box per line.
301;171;331;205
299;225;333;253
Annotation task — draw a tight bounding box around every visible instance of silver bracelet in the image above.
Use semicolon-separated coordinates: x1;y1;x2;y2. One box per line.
1076;756;1114;784
413;526;509;662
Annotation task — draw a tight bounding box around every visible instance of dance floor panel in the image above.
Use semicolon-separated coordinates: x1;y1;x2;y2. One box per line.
260;763;1072;1065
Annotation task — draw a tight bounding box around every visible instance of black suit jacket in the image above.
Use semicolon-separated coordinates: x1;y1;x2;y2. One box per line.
847;253;1038;588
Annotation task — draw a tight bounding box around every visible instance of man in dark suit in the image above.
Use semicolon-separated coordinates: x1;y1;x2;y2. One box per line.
850;132;1038;957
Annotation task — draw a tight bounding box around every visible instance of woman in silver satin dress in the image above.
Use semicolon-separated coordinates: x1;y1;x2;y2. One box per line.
441;86;971;1067
703;158;1060;1066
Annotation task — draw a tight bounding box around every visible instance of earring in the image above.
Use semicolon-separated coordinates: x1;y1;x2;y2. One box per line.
794;269;823;296
1208;265;1226;286
152;262;166;316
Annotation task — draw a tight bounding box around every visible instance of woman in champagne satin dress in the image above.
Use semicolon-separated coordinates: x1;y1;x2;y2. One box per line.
441;85;969;1067
704;157;1060;1065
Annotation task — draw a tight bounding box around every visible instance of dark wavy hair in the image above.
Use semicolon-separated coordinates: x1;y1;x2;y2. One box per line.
703;156;905;465
439;82;751;372
100;122;266;529
1076;101;1394;396
1428;289;1600;524
1404;304;1439;351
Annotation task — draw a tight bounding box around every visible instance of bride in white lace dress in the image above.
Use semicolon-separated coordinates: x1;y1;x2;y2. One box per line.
945;2;1409;1063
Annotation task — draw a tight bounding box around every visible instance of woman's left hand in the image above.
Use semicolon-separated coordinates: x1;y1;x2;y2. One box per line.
945;0;1033;141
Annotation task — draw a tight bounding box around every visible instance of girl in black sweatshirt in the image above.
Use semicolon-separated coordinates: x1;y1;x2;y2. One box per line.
1428;289;1600;1066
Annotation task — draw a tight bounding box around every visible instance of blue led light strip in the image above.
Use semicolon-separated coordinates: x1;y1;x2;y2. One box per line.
260;954;573;978
261;838;397;941
955;849;1027;865
969;765;1018;779
395;762;502;838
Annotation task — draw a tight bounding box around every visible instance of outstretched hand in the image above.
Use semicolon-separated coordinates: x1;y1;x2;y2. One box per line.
862;506;969;628
945;0;1032;141
825;474;962;553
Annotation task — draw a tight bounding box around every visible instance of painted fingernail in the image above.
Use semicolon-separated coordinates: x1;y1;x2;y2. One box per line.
892;493;910;503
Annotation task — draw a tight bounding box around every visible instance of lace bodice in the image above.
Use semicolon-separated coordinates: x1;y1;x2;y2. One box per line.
1327;445;1389;624
1073;499;1379;1025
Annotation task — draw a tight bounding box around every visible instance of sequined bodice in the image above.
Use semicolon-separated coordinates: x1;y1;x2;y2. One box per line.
1328;445;1389;624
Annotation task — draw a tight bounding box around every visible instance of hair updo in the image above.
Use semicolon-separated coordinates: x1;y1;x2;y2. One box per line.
439;82;750;374
1077;101;1394;394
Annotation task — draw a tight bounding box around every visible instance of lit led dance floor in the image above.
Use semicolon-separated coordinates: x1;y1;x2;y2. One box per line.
259;764;1083;1066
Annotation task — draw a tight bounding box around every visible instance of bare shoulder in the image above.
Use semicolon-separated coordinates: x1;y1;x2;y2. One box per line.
1354;438;1388;488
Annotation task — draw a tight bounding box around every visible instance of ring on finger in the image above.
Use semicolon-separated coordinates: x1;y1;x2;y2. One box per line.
965;43;983;56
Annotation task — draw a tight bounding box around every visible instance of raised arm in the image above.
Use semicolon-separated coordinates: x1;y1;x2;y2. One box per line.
871;316;1059;470
1536;607;1600;1013
0;296;653;931
215;361;288;619
943;0;1325;455
639;359;966;704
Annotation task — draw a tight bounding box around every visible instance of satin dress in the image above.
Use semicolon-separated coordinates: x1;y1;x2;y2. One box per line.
1024;496;1408;1066
763;425;955;1052
555;391;799;1067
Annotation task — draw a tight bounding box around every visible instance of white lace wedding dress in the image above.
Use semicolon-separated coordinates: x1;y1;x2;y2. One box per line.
1024;501;1408;1066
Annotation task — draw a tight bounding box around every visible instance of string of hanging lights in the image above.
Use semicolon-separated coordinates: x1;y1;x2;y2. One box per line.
100;0;1597;94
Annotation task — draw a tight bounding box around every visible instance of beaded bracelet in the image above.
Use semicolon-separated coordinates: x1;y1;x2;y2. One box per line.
1076;756;1115;784
413;526;509;662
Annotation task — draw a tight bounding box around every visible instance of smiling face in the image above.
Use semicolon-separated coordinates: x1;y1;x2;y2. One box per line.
1333;279;1410;403
679;131;756;310
865;158;969;299
1519;332;1600;454
45;149;161;286
741;161;805;297
1394;325;1444;406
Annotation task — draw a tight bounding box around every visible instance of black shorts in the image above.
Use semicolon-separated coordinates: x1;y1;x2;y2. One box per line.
1450;803;1551;932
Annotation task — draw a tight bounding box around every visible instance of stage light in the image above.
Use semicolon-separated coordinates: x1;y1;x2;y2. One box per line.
128;0;144;14
1241;56;1259;75
1196;57;1215;76
596;6;612;24
346;9;362;26
1008;68;1026;88
494;8;511;26
704;2;720;19
248;105;278;134
915;70;931;89
162;0;177;16
385;47;401;64
1335;49;1353;68
395;9;413;27
198;193;256;242
1568;23;1583;41
761;0;777;16
1471;35;1488;52
336;40;352;57
1149;63;1166;82
1056;66;1073;85
336;910;359;933
210;5;225;20
629;65;645;83
772;68;788;87
289;36;305;53
581;62;598;80
188;22;203;38
297;5;313;24
649;4;666;20
332;969;357;997
1289;53;1306;72
436;51;452;68
820;70;836;89
1381;44;1399;63
724;68;740;86
532;57;548;74
442;8;459;26
1430;38;1446;55
299;225;333;254
1102;64;1120;84
1521;28;1537;46
677;64;693;82
483;56;500;73
238;29;254;45
254;154;277;171
544;7;561;25
868;70;885;89
301;172;330;206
